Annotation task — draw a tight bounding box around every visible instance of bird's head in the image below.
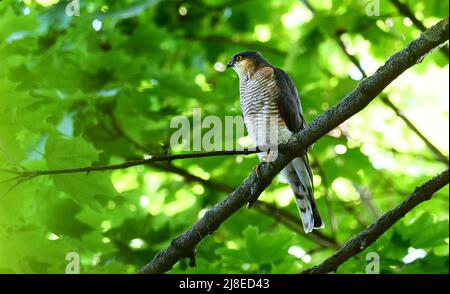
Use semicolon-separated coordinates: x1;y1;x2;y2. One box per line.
226;51;269;77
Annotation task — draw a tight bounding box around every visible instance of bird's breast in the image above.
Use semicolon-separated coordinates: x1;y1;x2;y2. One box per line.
239;72;291;145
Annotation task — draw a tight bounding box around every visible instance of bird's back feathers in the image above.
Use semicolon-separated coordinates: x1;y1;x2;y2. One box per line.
273;68;304;132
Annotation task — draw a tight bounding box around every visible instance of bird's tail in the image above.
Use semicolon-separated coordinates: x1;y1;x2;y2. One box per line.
281;155;323;233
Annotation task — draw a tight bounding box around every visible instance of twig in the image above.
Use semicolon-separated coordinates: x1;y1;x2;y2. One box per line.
355;185;380;221
0;168;21;175
0;175;36;201
301;169;449;274
300;0;316;14
0;149;262;179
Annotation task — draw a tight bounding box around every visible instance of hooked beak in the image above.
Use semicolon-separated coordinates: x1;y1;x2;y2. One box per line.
226;59;234;68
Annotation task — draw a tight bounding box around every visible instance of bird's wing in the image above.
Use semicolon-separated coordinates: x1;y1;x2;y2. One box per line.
273;68;321;232
273;68;305;132
274;67;314;185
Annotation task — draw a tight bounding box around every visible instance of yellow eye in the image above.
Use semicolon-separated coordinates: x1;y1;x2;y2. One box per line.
236;55;242;61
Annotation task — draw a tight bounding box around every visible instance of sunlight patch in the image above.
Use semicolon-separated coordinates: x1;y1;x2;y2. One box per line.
140;195;150;208
402;247;427;264
92;19;102;31
331;178;360;202
254;25;271;42
129;238;146;249
112;171;139;193
288;246;306;259
334;144;347;155
35;0;59;7
281;5;312;28
46;232;59;240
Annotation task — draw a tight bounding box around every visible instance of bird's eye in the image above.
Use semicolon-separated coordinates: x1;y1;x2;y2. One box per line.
236;55;242;61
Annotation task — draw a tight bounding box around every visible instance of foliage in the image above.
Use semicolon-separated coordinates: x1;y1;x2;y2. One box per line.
0;0;448;273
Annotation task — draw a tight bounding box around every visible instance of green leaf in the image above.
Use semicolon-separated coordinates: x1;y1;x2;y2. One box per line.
44;135;117;209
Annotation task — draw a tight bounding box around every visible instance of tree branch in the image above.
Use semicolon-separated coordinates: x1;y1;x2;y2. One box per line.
301;169;449;274
138;18;449;274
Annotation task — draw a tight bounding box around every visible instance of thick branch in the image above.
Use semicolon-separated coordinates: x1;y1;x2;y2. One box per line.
301;169;449;274
138;18;449;274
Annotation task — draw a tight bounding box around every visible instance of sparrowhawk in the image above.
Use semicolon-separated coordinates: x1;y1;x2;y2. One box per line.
227;51;323;233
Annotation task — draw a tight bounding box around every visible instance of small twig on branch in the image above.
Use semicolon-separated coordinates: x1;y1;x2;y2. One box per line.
138;18;449;274
301;169;449;274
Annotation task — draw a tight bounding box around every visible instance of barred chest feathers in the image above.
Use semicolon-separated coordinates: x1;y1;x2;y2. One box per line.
239;68;292;147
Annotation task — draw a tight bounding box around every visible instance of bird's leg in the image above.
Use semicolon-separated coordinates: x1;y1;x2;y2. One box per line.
248;157;272;207
249;146;279;206
254;150;275;177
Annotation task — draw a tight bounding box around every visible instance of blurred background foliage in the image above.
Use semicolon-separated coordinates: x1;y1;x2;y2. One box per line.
0;0;448;274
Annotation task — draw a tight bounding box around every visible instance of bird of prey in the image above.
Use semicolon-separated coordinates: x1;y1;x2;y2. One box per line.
227;51;323;233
